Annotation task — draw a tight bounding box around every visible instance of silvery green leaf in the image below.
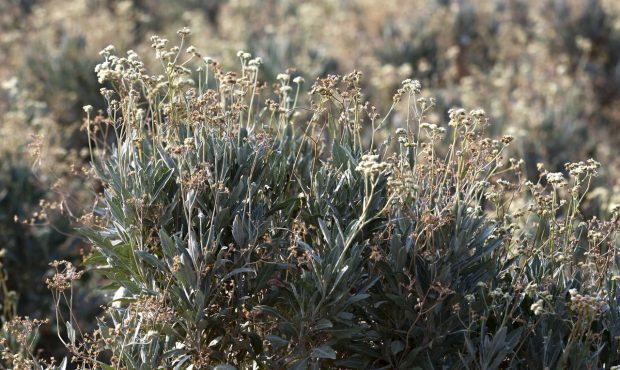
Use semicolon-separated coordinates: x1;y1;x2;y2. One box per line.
185;189;197;210
159;228;176;259
209;336;223;347
66;321;76;346
213;365;237;370
187;228;201;264
311;345;337;359
223;267;255;281
136;251;166;271
265;335;289;350
314;318;333;330
232;214;247;246
290;359;308;370
149;167;173;205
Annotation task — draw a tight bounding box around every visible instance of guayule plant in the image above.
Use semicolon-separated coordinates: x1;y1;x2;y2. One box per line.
45;29;620;369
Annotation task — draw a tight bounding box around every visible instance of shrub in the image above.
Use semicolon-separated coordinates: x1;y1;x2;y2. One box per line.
37;31;620;369
7;1;620;368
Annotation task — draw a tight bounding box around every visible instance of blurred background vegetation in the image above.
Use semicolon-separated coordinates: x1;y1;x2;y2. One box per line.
3;0;620;362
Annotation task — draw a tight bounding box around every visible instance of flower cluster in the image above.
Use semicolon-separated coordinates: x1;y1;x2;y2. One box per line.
356;154;390;178
568;289;605;318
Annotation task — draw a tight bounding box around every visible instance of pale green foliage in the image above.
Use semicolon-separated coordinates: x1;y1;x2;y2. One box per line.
44;33;620;369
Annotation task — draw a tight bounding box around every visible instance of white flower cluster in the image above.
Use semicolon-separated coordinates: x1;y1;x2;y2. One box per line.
568;289;604;317
95;46;146;84
420;122;446;137
566;159;601;177
356;154;389;178
546;172;567;188
530;299;544;315
401;79;422;95
237;50;252;60
448;108;468;127
245;56;263;72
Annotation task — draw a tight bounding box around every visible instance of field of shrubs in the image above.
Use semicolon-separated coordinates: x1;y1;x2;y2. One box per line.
3;0;620;368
